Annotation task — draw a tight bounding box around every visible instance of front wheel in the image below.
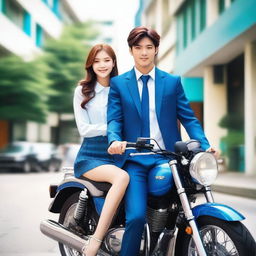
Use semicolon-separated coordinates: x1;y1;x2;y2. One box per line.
175;216;256;256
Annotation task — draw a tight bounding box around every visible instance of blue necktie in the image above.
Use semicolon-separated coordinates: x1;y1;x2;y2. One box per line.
140;75;150;138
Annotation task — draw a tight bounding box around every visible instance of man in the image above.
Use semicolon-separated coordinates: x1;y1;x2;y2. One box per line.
107;26;216;256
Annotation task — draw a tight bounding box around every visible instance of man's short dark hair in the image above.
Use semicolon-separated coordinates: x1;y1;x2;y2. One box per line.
127;26;160;48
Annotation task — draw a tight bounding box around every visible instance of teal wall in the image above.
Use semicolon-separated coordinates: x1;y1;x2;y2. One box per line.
174;0;256;75
182;77;203;102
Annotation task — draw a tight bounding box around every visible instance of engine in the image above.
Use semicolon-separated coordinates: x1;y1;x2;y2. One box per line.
147;206;169;232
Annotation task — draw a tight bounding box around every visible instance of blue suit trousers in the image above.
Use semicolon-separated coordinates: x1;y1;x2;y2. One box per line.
120;155;168;256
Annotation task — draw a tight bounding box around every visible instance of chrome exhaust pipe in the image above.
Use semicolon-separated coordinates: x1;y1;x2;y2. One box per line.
40;219;85;252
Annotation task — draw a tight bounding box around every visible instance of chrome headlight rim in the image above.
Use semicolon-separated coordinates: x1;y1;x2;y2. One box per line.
189;152;218;186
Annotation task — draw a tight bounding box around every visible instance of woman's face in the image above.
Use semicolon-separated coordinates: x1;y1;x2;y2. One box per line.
92;50;115;79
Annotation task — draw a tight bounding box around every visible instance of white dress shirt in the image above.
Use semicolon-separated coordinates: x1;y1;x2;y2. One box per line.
134;67;166;149
73;82;109;138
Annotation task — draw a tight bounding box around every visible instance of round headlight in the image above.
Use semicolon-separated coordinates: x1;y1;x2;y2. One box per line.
189;152;218;186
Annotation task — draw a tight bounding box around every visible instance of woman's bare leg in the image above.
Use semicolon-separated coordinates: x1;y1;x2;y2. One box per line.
82;165;129;256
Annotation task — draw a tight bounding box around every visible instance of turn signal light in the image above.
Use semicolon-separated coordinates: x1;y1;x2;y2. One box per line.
185;226;193;235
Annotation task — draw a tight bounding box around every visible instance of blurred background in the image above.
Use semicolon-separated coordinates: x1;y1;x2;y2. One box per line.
0;0;255;255
0;0;255;174
0;0;138;172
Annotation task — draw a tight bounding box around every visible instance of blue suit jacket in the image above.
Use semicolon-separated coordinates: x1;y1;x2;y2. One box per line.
107;67;210;167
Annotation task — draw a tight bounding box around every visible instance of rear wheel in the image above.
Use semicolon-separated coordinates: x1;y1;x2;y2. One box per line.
175;216;256;256
58;192;98;256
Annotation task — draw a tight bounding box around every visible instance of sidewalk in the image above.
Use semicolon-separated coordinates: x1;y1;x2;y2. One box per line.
212;171;256;199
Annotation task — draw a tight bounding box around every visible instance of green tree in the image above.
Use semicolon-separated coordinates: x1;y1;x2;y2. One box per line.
44;22;98;113
0;55;51;122
41;22;98;143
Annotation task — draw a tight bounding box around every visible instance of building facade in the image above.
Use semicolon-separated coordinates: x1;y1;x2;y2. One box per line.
0;0;80;59
138;0;256;174
0;0;82;147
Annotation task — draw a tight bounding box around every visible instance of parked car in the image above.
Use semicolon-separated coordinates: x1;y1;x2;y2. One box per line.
0;141;37;173
59;143;80;167
32;142;62;172
0;141;62;173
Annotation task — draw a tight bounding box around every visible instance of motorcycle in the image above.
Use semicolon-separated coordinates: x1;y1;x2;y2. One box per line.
40;138;256;256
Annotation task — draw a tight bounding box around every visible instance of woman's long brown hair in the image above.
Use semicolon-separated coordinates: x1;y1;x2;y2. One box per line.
79;44;118;108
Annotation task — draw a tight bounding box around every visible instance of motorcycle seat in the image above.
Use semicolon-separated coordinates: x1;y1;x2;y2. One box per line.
60;176;111;197
80;176;111;195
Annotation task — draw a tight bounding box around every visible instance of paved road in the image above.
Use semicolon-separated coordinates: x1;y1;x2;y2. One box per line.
0;172;255;256
0;172;60;256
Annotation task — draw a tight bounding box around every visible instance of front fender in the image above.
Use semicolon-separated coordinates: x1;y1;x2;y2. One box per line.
192;203;245;221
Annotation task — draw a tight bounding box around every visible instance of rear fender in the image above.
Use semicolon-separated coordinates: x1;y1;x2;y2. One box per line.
192;203;245;221
49;181;85;213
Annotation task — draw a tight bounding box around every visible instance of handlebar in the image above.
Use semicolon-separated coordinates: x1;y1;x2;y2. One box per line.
126;138;178;158
126;142;137;148
126;142;154;150
126;137;155;151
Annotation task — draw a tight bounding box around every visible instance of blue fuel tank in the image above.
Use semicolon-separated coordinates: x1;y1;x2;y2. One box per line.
147;163;174;196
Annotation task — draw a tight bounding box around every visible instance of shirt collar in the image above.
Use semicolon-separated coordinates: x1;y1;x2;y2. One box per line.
134;66;155;82
95;82;109;93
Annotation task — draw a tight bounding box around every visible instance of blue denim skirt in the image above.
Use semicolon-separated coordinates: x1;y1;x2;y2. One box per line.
74;136;115;178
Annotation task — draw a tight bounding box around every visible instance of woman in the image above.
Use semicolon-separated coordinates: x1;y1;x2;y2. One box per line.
73;44;129;256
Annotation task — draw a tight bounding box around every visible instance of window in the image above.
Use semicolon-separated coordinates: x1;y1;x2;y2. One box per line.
52;0;59;17
3;0;23;29
23;11;31;36
183;10;187;48
36;24;43;47
191;0;196;40
42;0;60;19
2;0;31;37
218;0;225;14
176;0;207;55
199;0;206;32
0;0;6;13
176;14;182;55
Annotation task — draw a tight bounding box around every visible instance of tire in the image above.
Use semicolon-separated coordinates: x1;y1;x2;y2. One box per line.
58;192;98;256
48;161;57;172
175;216;256;256
48;160;61;172
23;161;31;173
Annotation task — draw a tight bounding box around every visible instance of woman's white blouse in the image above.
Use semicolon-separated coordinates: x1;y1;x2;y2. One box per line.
73;82;110;138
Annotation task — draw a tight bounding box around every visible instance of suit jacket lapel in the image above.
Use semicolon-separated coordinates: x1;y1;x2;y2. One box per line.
155;67;166;121
126;68;142;118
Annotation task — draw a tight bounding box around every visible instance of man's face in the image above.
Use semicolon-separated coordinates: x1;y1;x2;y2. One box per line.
130;37;158;72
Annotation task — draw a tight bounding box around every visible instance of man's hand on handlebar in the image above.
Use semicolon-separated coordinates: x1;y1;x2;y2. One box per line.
206;147;219;158
108;141;127;155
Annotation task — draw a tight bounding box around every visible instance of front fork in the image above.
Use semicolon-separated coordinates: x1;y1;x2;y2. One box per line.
169;160;207;256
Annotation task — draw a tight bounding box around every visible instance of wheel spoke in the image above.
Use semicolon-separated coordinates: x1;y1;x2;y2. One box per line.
188;224;239;256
